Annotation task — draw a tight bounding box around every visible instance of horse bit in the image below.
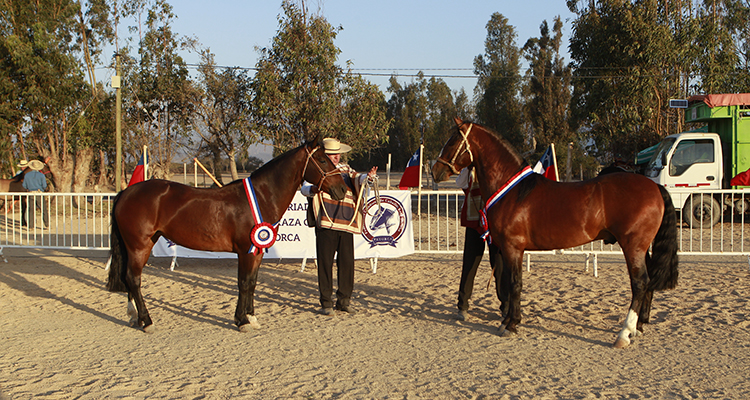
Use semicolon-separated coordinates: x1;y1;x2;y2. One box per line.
435;123;474;175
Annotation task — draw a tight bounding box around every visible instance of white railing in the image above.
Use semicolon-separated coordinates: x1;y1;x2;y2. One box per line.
0;192;114;251
411;190;750;256
2;190;749;259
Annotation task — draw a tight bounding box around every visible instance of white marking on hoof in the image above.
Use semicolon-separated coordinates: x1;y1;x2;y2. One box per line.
614;309;638;348
143;324;155;334
247;315;261;330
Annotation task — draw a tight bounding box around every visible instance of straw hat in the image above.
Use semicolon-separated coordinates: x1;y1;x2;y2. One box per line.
28;160;44;171
17;160;29;168
323;138;352;154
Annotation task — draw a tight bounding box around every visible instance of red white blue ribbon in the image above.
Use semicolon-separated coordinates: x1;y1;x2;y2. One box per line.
243;177;278;254
479;165;534;241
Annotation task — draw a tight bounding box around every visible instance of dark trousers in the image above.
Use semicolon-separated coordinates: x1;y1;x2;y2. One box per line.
457;228;508;312
315;227;355;309
23;193;48;229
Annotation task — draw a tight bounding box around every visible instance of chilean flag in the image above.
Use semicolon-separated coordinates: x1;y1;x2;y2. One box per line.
127;153;148;187
398;148;421;189
533;144;559;181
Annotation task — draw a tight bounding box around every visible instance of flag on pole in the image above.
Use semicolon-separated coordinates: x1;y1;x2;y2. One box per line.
532;144;559;181
128;153;148;187
398;148;421;189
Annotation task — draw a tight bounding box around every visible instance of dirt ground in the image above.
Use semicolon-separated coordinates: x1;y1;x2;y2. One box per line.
1;248;749;399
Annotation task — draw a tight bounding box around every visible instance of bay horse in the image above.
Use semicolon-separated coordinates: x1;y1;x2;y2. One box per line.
106;137;348;333
432;118;678;348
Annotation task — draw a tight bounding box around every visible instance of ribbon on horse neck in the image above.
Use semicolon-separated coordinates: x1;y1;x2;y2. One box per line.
243;177;279;255
479;165;534;242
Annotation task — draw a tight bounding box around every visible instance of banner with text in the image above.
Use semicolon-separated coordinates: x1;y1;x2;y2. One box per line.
152;191;414;260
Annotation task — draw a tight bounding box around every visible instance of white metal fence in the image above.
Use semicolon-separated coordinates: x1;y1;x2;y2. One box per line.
2;190;749;260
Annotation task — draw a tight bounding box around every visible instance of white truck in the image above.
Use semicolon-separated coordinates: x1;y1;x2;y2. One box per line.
642;93;750;227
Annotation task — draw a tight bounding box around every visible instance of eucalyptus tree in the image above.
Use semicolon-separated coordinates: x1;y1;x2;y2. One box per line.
250;1;388;159
473;12;525;150
693;0;749;93
567;0;688;161
121;0;197;180
192;50;252;183
522;17;574;156
0;0;113;191
384;75;428;168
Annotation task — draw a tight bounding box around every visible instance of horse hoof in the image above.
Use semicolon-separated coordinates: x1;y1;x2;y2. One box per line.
143;324;156;334
238;315;261;332
613;337;630;349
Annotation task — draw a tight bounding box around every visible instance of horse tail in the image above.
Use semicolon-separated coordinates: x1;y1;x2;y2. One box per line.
106;192;129;293
647;185;679;291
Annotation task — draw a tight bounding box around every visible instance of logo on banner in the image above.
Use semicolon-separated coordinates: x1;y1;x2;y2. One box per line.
361;195;408;247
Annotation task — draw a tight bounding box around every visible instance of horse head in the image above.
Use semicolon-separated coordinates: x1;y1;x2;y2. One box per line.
432;117;476;183
303;135;348;200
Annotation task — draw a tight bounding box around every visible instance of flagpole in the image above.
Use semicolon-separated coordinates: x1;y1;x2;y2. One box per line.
143;145;148;181
417;143;424;215
550;143;560;182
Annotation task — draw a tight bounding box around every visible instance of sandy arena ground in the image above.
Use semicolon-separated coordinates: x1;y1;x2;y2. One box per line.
1;248;750;399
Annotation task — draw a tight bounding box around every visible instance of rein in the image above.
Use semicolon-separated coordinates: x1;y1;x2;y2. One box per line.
435;123;474;175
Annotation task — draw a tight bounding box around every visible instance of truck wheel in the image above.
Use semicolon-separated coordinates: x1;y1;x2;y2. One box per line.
683;195;721;228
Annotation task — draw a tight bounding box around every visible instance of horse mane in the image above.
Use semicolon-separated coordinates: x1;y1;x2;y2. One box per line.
465;121;528;168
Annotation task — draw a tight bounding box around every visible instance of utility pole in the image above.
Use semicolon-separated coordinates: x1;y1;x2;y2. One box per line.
114;53;122;192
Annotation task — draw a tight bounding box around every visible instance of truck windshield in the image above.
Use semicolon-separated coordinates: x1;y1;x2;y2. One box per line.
645;138;675;178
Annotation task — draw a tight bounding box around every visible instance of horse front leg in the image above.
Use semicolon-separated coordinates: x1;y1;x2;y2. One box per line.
499;249;524;336
235;253;263;332
614;254;649;348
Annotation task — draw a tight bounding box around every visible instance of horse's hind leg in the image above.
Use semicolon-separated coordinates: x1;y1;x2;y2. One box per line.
614;251;650;348
235;253;262;332
124;250;155;333
637;290;654;332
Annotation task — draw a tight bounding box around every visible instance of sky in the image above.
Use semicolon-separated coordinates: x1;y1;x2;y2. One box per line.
104;0;578;161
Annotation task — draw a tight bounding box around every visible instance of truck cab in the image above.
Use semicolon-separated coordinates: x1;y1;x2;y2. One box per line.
643;94;750;226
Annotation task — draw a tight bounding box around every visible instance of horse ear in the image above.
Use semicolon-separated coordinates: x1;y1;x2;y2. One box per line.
454;117;463;127
310;134;321;147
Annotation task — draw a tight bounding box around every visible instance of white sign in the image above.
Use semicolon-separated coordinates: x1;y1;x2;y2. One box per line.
152;191;414;260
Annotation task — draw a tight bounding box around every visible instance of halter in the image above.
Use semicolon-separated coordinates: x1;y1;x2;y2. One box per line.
302;145;342;189
435;123;474;175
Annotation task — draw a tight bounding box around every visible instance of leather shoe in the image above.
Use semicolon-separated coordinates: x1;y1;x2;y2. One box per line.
319;307;334;316
336;304;354;313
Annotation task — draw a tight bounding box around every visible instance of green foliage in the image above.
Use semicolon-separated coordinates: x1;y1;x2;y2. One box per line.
120;0;197;179
522;16;575;158
382;73;461;169
250;1;388;159
473;13;525;150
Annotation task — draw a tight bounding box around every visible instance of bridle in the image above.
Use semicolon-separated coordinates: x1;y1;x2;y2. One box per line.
435;123;474;175
302;145;342;189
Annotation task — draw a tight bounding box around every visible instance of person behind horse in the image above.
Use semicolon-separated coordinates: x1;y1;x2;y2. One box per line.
22;159;49;229
455;167;509;321
301;138;377;315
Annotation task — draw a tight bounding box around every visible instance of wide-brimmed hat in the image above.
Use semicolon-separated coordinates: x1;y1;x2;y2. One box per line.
28;160;44;171
323;138;352;154
17;160;29;168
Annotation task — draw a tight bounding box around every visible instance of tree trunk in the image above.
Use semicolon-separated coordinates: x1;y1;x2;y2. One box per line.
72;147;94;193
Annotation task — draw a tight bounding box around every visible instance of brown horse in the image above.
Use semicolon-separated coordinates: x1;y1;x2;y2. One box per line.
106;137;348;333
432;118;678;348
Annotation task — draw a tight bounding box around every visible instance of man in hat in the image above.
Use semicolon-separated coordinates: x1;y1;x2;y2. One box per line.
301;138;378;315
22;160;49;229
